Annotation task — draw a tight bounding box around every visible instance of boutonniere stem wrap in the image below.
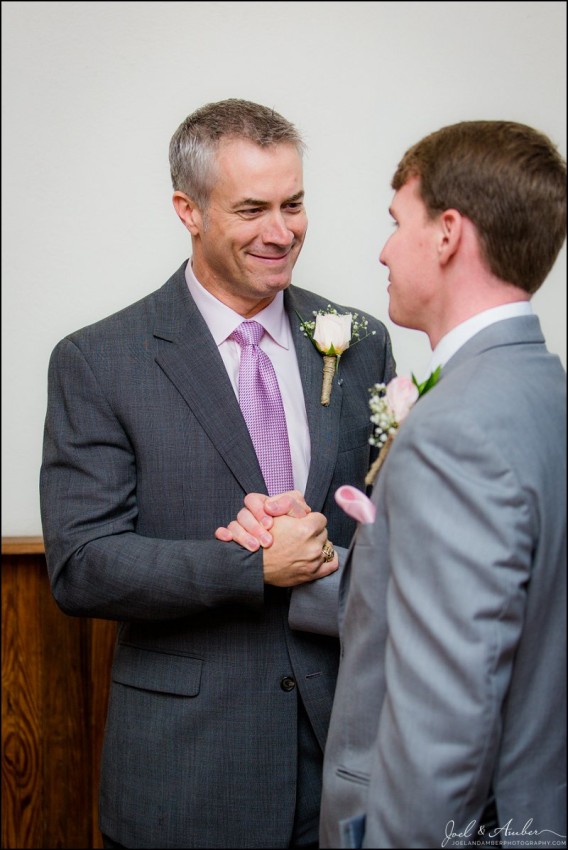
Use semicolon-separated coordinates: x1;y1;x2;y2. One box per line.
365;367;441;486
299;306;376;406
321;354;337;406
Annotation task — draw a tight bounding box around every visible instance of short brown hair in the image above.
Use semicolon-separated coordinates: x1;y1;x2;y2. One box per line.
392;121;566;293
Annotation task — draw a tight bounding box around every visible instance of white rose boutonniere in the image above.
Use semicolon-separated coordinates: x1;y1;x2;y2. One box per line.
365;367;441;485
299;305;376;405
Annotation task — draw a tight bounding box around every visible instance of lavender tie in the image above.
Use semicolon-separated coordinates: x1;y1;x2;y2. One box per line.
230;321;294;496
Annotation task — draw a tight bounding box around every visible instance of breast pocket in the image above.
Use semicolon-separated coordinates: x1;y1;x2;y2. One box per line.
337;424;372;454
333;425;373;495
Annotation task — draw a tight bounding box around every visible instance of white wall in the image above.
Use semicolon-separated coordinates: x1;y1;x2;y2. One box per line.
2;0;566;535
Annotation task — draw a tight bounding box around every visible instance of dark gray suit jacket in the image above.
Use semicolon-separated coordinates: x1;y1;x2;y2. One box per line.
40;261;395;849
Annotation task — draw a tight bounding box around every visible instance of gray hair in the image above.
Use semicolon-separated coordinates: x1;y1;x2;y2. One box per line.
169;98;306;211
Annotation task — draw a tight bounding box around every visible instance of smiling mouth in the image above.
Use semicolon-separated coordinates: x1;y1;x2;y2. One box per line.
249;252;291;262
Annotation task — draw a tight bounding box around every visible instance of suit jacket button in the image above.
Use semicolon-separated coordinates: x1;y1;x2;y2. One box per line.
280;676;296;692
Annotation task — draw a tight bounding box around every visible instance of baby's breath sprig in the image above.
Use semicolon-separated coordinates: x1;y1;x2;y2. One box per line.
368;383;398;449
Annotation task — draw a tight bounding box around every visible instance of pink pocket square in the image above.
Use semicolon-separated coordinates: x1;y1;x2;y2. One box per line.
335;485;376;525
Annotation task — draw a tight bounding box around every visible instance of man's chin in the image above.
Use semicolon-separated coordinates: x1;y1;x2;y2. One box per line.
253;271;294;293
388;303;408;329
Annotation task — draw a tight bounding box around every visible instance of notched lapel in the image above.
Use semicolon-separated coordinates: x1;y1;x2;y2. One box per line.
285;289;343;511
153;279;266;496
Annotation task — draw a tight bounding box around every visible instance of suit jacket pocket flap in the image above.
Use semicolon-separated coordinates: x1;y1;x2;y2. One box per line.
112;643;203;696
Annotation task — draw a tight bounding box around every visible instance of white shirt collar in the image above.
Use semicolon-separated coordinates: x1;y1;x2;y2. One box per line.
427;301;533;375
184;260;290;349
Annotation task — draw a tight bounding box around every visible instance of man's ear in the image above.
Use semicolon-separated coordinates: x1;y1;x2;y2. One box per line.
172;191;203;235
438;208;463;266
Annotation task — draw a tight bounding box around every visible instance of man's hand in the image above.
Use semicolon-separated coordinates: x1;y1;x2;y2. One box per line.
262;512;339;587
215;490;310;552
215;490;337;587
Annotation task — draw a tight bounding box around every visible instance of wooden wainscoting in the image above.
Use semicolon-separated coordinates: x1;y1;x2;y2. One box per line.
2;538;116;849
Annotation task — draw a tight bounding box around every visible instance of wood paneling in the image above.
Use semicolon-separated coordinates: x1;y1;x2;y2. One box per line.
2;539;46;556
2;543;116;849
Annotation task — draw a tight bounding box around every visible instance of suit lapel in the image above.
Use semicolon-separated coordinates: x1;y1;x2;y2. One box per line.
151;274;346;504
153;271;266;495
285;288;343;511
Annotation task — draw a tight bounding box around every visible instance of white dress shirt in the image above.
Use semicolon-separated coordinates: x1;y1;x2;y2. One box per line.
185;262;311;493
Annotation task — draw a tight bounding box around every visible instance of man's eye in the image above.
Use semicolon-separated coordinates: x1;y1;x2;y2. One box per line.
239;208;262;216
286;202;303;211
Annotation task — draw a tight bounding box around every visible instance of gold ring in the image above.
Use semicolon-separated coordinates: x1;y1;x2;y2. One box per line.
321;541;335;562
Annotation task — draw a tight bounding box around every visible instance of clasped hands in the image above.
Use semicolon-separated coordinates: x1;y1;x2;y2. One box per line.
215;491;338;588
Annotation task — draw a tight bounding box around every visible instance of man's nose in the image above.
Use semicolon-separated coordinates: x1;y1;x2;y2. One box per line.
261;212;295;245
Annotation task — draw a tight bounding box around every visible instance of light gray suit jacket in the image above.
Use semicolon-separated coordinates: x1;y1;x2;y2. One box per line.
318;315;566;849
39;261;395;849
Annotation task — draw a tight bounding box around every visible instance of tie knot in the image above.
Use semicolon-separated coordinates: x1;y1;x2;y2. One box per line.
230;321;264;348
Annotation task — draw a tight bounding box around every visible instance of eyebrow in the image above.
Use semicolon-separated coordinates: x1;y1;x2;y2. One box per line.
232;190;305;209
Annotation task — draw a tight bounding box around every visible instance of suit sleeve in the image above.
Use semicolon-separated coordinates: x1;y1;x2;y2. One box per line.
364;410;533;848
40;338;265;621
288;545;347;637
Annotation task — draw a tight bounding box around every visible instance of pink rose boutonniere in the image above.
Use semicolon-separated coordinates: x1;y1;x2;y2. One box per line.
365;367;441;485
299;306;376;406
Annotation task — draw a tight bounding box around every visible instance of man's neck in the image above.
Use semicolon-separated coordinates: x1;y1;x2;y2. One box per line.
428;276;530;349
